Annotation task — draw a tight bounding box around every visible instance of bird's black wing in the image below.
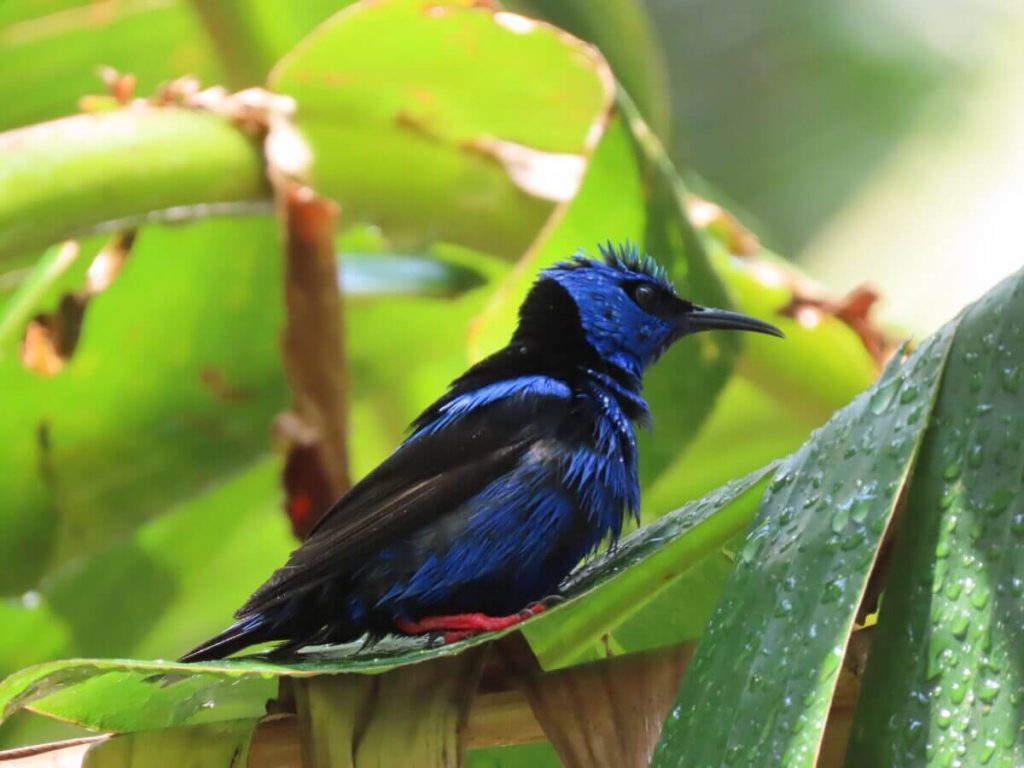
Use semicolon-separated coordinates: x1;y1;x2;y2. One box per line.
238;389;571;617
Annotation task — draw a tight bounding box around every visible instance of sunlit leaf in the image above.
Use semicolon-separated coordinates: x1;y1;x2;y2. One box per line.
269;0;614;258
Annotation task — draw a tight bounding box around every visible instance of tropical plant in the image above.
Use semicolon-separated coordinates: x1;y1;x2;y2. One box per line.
0;2;1019;767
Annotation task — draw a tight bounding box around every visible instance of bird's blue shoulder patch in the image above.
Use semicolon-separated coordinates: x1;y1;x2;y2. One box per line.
409;375;571;438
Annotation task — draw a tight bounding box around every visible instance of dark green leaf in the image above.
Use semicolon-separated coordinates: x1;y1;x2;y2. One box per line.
653;322;957;767
847;269;1024;766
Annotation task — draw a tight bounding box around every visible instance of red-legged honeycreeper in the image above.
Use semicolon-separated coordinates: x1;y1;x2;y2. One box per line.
181;243;783;661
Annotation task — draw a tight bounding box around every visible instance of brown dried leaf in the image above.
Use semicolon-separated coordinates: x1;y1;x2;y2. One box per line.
21;316;69;376
780;283;894;366
20;292;87;375
97;66;136;105
500;635;693;768
85;231;135;293
19;233;135;376
275;183;349;537
282;443;336;541
465;137;587;203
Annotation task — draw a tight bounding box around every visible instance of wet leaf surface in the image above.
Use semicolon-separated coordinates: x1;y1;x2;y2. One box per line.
847;269;1024;767
652;320;957;767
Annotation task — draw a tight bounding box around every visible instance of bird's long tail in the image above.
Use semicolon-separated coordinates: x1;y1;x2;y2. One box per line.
179;614;274;663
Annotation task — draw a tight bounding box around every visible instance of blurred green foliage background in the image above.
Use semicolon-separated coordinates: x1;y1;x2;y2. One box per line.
1;0;1022;760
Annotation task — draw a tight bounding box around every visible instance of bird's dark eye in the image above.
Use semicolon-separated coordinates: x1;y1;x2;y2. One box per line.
626;282;659;313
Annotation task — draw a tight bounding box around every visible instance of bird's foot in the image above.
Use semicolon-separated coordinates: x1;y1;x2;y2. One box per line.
395;603;549;645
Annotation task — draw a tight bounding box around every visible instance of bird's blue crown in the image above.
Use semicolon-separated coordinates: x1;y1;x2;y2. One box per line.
551;240;672;289
529;242;686;378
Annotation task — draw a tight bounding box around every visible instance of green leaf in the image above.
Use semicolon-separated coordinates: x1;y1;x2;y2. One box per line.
81;719;257;768
0;218;287;593
42;459;294;661
641;376;817;520
0;464;771;734
652;322;957;767
0;241;86;355
709;245;879;425
0;1;223;132
513;0;671;137
846;269;1024;766
190;0;351;88
268;0;614;258
523;464;774;668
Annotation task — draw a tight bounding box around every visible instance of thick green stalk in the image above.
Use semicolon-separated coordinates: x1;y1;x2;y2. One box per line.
0;108;271;260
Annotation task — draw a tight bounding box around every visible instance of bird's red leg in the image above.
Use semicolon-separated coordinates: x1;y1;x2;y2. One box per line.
395;603;548;644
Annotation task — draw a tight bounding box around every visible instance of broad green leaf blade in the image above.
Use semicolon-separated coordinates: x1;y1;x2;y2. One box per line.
0;218;286;594
0;458;291;748
0;465;771;734
847;269;1024;766
81;719;257;768
653;324;957;767
513;0;671;137
191;1;351;88
641;377;818;520
44;459;293;661
708;246;879;426
0;1;223;133
269;0;614;258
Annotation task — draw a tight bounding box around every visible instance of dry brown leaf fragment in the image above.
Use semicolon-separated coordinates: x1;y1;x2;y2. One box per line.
274;184;349;538
779;283;892;366
97;65;136;104
465;137;586;202
20;233;135;376
282;443;336;540
274;412;335;539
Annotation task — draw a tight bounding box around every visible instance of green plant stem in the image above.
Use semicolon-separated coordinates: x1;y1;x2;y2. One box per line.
187;0;278;88
0;108;271;261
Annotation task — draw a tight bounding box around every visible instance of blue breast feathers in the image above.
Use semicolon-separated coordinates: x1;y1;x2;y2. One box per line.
367;371;642;617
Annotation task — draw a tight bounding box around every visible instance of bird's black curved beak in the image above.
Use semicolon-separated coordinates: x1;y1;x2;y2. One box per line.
679;304;785;338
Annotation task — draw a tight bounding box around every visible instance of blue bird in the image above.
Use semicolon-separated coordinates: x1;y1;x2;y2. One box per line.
181;243;782;661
